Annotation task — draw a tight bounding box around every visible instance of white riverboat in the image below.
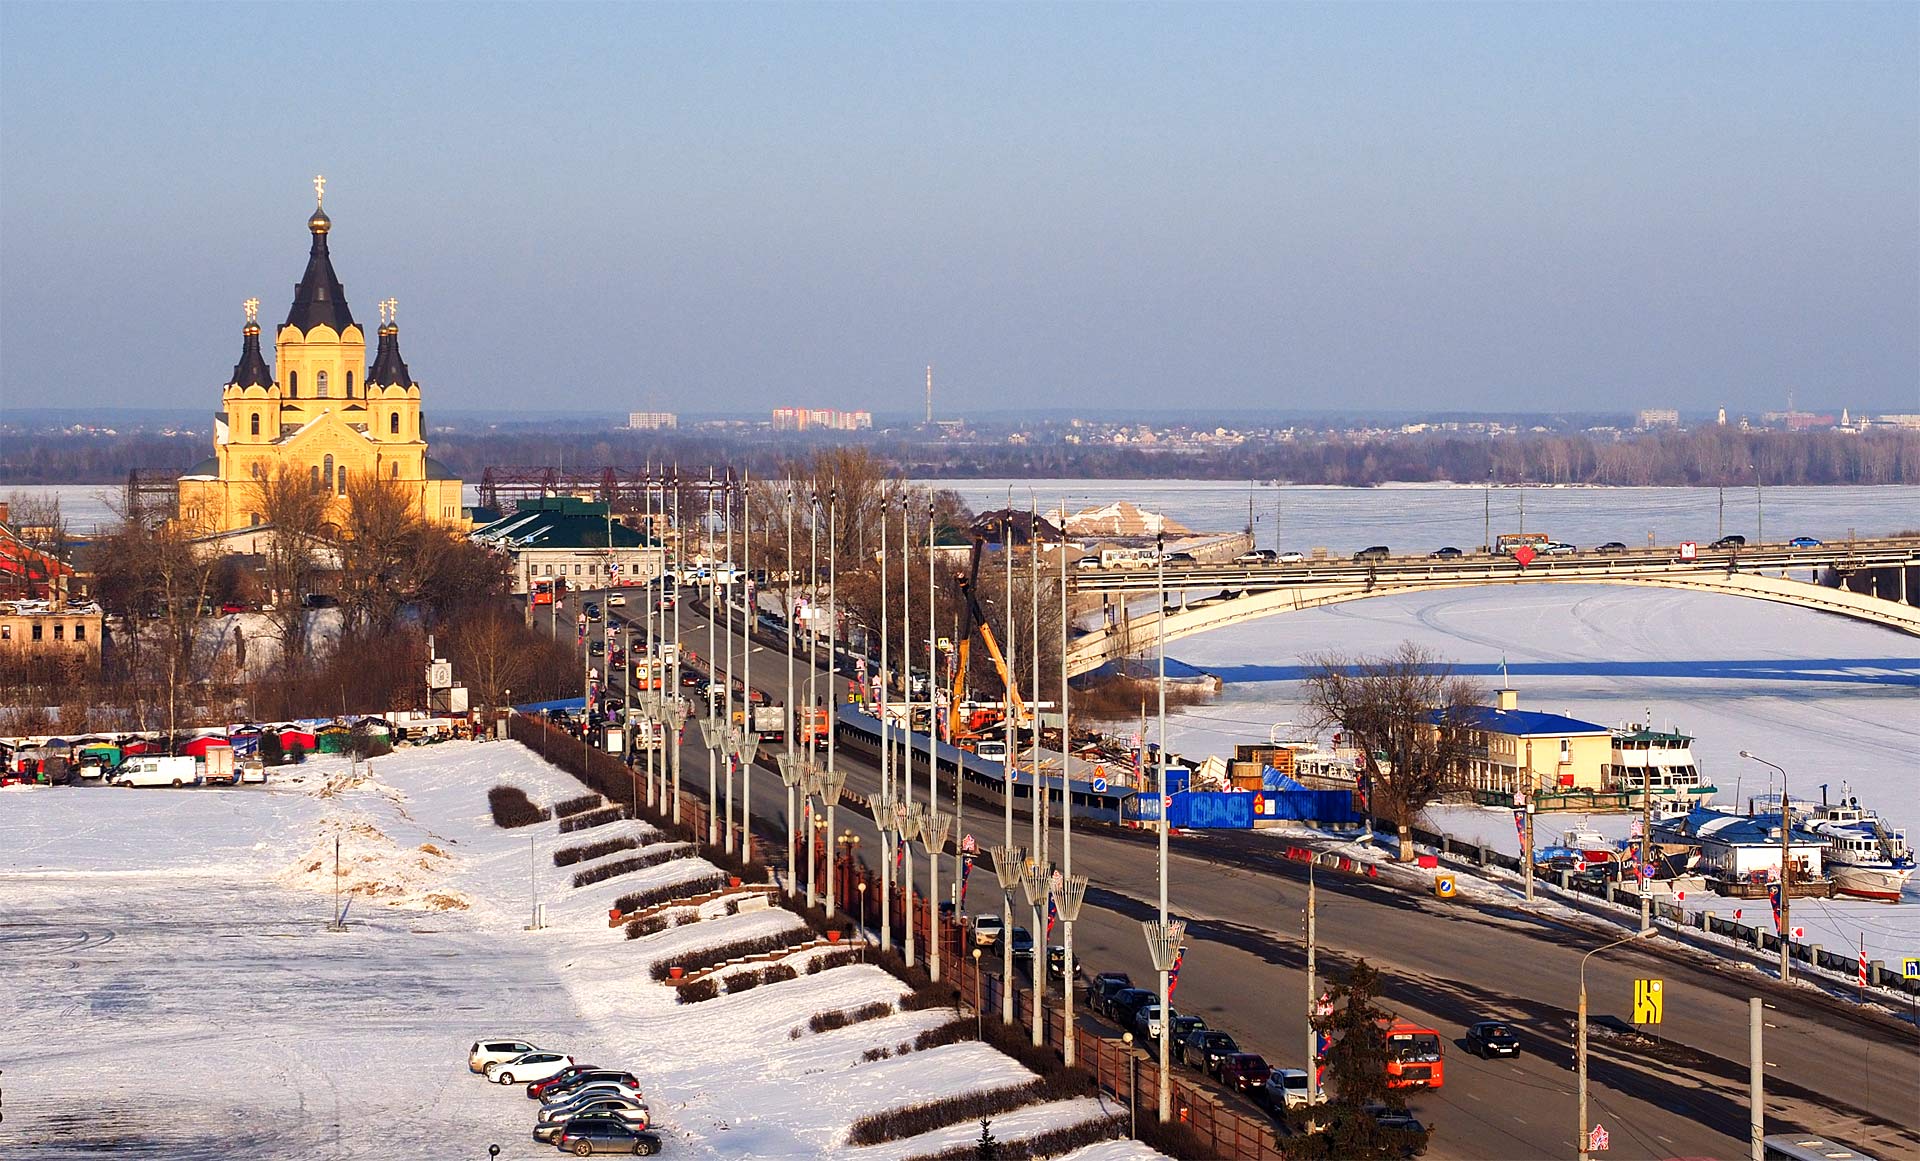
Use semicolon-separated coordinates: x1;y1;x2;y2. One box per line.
1805;795;1914;903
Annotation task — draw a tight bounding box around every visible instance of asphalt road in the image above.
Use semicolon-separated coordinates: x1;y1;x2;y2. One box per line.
562;588;1920;1161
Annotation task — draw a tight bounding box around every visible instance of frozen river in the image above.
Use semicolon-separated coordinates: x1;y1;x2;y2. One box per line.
943;479;1920;961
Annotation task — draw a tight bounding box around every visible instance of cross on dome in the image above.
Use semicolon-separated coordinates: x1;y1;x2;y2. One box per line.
313;174;326;206
243;297;259;324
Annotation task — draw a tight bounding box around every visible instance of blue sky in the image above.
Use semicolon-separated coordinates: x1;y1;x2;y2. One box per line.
2;2;1914;416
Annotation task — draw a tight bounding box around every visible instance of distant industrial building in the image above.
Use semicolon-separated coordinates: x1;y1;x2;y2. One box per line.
1636;408;1679;429
627;411;678;431
771;408;872;432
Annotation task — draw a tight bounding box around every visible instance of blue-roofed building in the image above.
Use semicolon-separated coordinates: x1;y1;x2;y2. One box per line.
1443;689;1612;794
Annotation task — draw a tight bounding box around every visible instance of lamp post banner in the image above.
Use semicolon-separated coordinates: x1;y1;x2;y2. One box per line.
960;852;973;905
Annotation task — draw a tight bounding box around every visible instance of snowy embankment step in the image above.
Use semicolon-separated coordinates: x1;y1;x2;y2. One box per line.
1055;1141;1171;1161
850;1096;1116;1161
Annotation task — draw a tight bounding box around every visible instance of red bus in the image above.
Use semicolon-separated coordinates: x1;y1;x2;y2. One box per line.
1382;1019;1445;1089
531;580;555;606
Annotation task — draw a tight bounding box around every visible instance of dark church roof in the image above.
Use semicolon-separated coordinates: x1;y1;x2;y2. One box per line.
425;456;456;480
284;206;356;334
228;323;273;388
367;324;412;387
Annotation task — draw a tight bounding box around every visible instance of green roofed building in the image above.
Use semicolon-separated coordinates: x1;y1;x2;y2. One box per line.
470;498;664;595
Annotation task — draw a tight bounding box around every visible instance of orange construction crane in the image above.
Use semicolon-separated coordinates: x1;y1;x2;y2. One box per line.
947;538;1027;743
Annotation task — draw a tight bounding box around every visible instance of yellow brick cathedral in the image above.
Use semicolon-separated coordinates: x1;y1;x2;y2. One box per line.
177;178;464;534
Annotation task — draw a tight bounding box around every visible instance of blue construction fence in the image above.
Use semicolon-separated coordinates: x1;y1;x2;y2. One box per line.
1123;788;1364;828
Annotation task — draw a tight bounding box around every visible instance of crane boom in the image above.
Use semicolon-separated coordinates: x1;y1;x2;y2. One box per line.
946;537;1028;741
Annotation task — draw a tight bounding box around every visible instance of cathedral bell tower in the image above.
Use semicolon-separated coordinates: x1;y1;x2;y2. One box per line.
274;175;366;405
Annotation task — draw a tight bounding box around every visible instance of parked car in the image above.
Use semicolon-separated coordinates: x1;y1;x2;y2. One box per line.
1540;541;1577;555
1237;549;1277;564
584;602;603;621
1709;535;1747;550
554;1114;661;1156
1181;1028;1239;1072
538;1095;650;1128
540;1081;646;1114
1788;536;1823;548
973;914;1003;947
534;1102;650;1144
1372;1109;1430;1157
1108;988;1157;1033
544;1079;645;1109
1009;926;1034;965
300;592;340;609
1352;545;1391;561
1088;972;1133;1015
1074;555;1102;571
589;641;605;657
607;593;626;607
485;1051;572;1086
469;1038;540;1074
1262;1068;1322;1110
1164;1014;1207;1050
1464;1021;1520;1058
1217;1052;1272;1093
1595;541;1628;554
530;1067;633;1101
1429;546;1463;560
1135;1003;1173;1042
1276;551;1306;563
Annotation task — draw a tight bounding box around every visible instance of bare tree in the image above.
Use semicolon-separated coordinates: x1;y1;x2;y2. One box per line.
339;473;424;633
250;463;332;663
444;605;533;716
1303;642;1482;861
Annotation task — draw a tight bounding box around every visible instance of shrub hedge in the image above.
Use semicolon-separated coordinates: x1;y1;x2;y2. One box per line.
553;793;604;818
903;1118;1118;1161
487;785;550;828
558;805;626;834
573;844;688;888
806;1000;892;1034
554;836;640;867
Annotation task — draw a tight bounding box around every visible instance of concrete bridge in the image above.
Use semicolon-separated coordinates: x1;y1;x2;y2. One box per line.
1065;538;1920;676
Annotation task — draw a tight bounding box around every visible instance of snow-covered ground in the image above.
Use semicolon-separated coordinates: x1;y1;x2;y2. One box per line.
0;741;1152;1160
1153;582;1920;969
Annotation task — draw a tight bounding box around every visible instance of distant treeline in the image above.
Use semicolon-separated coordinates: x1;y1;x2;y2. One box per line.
4;425;1916;488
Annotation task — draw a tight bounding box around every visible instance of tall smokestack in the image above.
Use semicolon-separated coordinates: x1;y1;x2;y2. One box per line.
925;364;933;426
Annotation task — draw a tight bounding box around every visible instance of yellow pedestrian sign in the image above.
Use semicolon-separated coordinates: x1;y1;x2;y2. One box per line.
1633;979;1664;1024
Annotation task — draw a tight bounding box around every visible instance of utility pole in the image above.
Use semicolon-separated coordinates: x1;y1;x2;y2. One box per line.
1155;535;1172;1123
739;472;753;861
1002;491;1018;1024
1578;930;1651;1161
1058;502;1087;1065
1749;996;1764;1161
902;492;916;969
880;487;892;953
1640;768;1654;933
705;474;719;846
1741;751;1792;982
669;468;683;825
825;485;839;917
784;480;797;895
1305;856;1319;1102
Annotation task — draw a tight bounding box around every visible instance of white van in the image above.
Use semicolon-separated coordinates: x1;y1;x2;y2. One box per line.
110;756;199;788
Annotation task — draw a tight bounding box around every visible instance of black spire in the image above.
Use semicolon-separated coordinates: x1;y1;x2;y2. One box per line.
228;319;273;389
284;185;356;333
368;298;412;387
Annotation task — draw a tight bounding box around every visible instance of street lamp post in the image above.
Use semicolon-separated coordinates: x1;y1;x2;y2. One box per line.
1122;1031;1139;1139
926;808;953;983
879;491;892;954
1740;751;1793;982
991;843;1024;1025
776;753;805;898
1577;928;1653;1161
1020;861;1048;1046
820;766;846;917
972;946;984;1039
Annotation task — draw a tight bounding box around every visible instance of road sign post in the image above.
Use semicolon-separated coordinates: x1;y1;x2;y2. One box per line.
1633;979;1663;1024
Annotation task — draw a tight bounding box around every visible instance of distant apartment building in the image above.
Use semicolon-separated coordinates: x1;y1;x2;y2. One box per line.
1636;408;1680;429
627;411;678;431
771;408;872;432
1873;413;1920;430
